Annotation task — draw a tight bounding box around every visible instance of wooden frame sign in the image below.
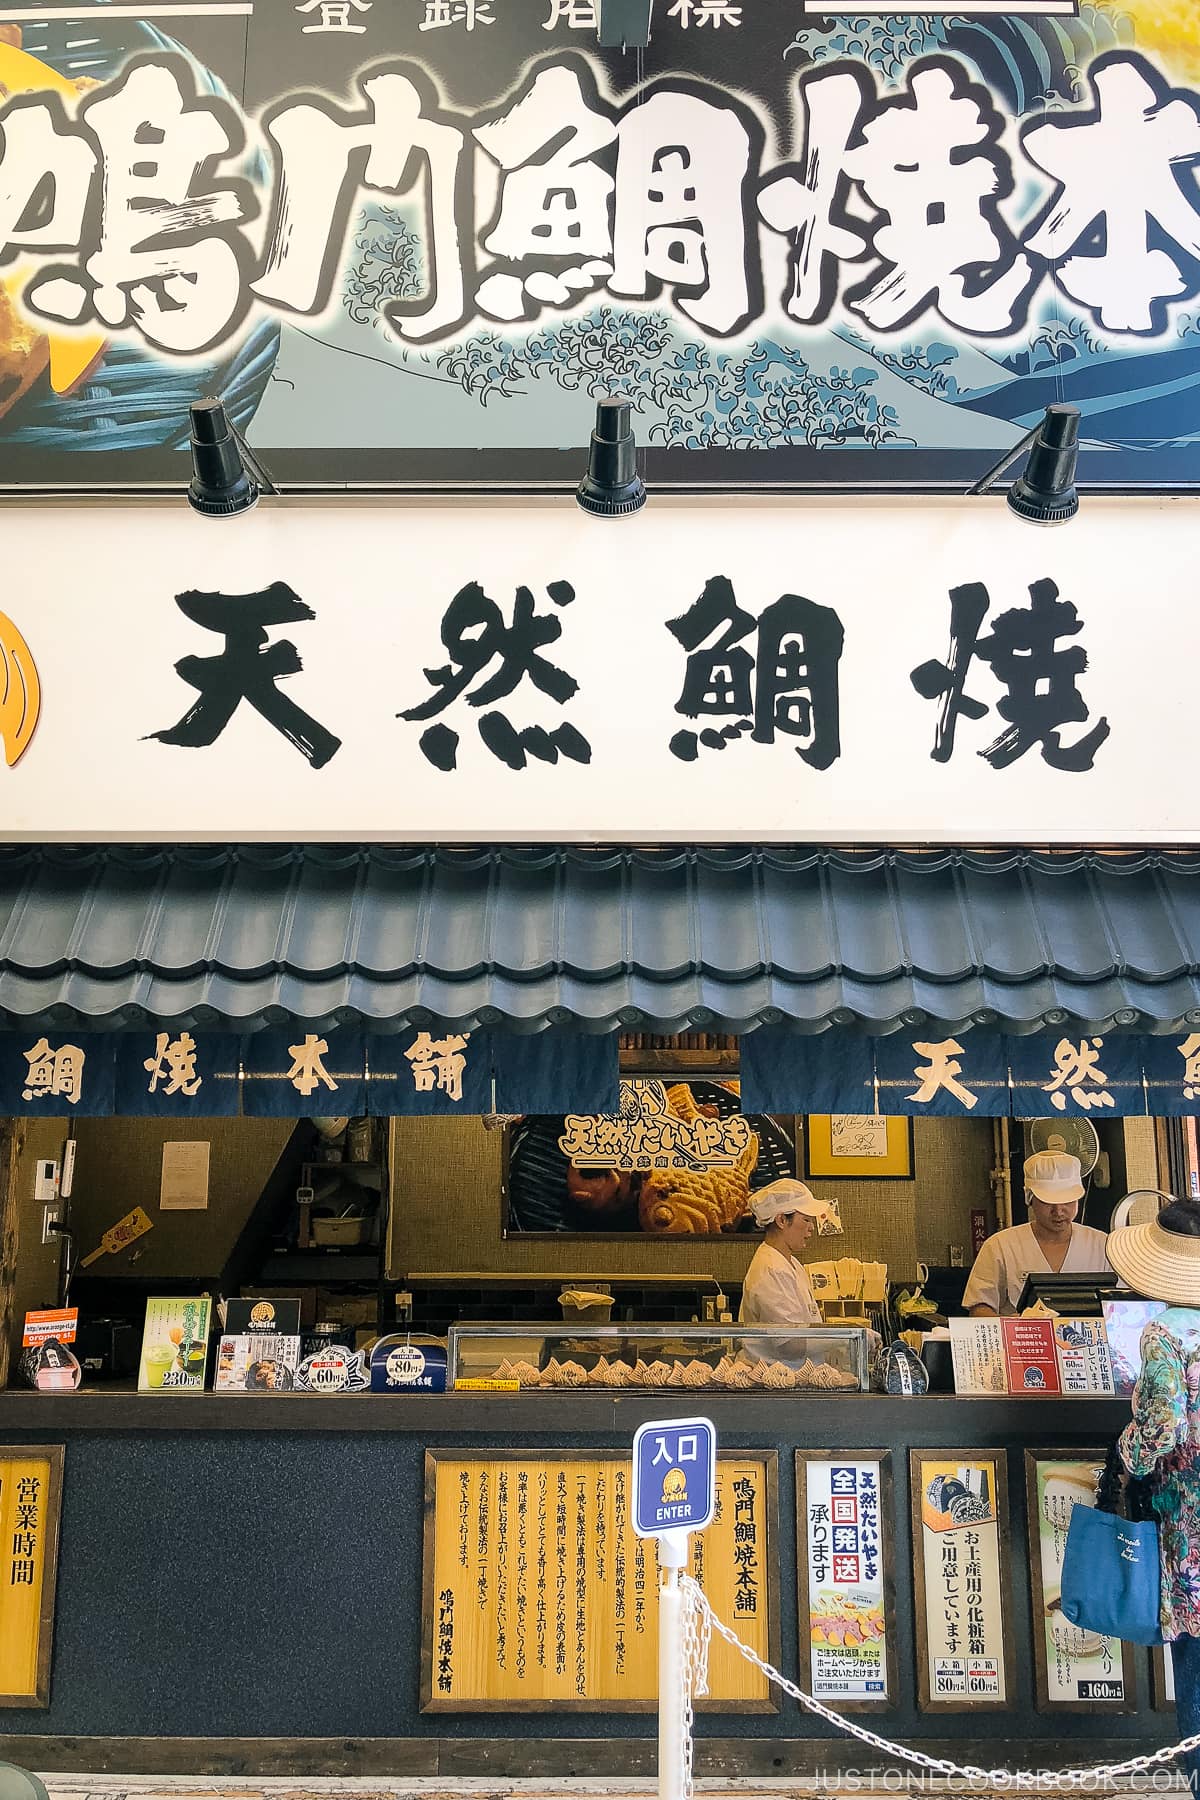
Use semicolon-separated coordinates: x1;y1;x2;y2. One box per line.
421;1448;779;1712
804;1116;914;1182
1152;1645;1176;1713
0;1444;64;1707
796;1450;897;1708
910;1448;1016;1712
1024;1451;1136;1713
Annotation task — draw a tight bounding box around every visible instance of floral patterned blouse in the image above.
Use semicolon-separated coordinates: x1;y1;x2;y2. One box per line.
1120;1308;1200;1639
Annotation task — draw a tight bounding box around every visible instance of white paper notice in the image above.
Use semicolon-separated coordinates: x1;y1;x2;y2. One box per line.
160;1140;210;1212
830;1116;889;1159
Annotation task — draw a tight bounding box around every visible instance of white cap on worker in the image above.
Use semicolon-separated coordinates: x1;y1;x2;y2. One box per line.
752;1178;831;1228
1024;1150;1085;1204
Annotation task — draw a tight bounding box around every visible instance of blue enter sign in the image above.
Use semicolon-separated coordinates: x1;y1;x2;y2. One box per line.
631;1415;717;1537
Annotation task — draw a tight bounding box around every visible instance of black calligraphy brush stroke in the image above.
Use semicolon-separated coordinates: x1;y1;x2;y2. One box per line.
147;584;341;767
418;722;459;772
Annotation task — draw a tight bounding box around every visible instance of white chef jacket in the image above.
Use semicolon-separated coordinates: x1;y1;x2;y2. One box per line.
738;1241;823;1328
961;1221;1112;1316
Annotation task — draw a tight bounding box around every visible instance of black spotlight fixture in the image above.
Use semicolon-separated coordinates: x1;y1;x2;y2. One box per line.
596;0;653;48
186;397;275;518
968;402;1081;525
576;397;647;517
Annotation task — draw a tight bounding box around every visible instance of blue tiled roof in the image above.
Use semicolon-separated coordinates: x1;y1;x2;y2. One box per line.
1;845;1199;1035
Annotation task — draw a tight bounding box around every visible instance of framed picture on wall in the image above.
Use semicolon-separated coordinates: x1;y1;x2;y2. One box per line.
804;1116;914;1182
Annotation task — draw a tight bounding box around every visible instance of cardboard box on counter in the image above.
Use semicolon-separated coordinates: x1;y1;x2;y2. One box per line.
316;1290;377;1331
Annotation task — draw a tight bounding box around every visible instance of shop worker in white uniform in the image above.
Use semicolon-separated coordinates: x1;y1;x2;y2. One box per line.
962;1150;1112;1317
739;1179;831;1328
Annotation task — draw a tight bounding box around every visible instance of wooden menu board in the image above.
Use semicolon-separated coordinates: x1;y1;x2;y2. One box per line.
421;1448;779;1712
0;1445;64;1707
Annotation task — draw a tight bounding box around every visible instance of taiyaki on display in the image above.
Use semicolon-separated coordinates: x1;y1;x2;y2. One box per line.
485;1354;858;1389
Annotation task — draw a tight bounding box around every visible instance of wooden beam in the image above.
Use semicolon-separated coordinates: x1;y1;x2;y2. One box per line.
0;1734;1161;1779
0;1121;25;1390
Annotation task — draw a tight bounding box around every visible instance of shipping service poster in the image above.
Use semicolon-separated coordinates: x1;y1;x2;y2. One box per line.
796;1451;894;1708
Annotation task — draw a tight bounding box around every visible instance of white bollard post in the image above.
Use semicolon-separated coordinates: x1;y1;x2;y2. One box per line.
658;1527;690;1800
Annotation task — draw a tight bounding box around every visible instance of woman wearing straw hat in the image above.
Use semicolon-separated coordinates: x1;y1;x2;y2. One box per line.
1111;1199;1200;1793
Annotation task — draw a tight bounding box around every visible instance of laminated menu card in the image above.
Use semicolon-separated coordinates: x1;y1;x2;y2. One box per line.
215;1334;301;1392
949;1318;1007;1394
1052;1318;1115;1395
137;1296;212;1392
1001;1318;1061;1395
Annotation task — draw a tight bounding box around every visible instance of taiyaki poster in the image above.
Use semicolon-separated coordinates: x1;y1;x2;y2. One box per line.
503;1077;795;1233
0;0;1199;490
1026;1453;1135;1710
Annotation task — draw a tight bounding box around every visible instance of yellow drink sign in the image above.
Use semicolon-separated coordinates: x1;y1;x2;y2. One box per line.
421;1450;777;1711
0;1446;64;1706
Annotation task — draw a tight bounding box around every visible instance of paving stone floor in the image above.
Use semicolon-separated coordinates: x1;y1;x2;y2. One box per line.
26;1775;1197;1799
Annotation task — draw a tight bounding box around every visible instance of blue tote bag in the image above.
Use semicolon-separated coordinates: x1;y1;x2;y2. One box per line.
1060;1483;1164;1647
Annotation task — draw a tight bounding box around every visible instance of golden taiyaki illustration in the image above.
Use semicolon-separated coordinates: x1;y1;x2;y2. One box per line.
638;1128;760;1235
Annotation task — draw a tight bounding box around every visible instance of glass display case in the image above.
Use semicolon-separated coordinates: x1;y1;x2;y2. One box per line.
446;1322;869;1392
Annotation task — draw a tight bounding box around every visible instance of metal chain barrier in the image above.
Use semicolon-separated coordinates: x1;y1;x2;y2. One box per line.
677;1574;1200;1791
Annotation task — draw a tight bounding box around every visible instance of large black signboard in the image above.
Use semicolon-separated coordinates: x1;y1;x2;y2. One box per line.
0;0;1198;489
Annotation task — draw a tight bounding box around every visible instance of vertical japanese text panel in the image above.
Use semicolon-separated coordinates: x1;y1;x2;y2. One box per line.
421;1450;777;1710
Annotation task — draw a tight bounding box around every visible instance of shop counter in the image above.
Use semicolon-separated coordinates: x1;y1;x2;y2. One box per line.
0;1390;1175;1779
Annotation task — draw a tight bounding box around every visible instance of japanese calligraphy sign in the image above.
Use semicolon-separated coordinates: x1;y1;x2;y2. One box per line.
0;1025;1195;1117
1141;1036;1200;1115
0;1445;64;1707
1008;1034;1146;1118
420;1448;778;1710
0;1033;115;1116
4;498;1200;843
796;1451;895;1708
874;1033;1010;1118
0;5;1198;491
1024;1452;1136;1713
632;1416;716;1536
363;1030;489;1115
114;1033;240;1116
910;1449;1015;1712
241;1029;369;1116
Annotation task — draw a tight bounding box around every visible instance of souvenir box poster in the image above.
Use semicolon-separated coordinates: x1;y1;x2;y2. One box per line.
503;1077;795;1235
910;1449;1015;1711
1053;1319;1115;1396
136;1296;212;1392
1;0;1199;492
1024;1451;1136;1713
